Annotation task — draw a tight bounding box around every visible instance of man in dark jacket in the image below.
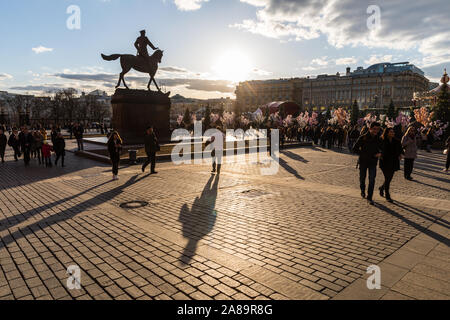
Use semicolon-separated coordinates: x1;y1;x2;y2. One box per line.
8;127;21;161
0;128;7;163
142;126;159;174
352;122;382;205
54;132;66;167
73;123;84;151
19;127;33;166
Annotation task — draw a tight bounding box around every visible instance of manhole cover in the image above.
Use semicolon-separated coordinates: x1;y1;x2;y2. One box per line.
240;189;270;198
119;201;149;209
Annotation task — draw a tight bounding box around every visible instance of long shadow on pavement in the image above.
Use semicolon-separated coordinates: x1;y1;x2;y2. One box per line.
0;174;149;250
0;180;113;232
178;173;220;265
375;203;450;246
281;150;309;163
393;202;450;229
279;158;304;180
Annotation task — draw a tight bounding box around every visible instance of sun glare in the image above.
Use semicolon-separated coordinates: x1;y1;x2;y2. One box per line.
212;50;252;83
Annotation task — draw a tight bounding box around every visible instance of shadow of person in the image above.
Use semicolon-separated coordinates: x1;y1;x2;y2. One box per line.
178;174;220;265
281;150;309;163
279;157;304;180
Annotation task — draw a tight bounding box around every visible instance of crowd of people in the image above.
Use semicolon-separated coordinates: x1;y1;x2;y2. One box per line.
0;124;70;167
1;119;449;198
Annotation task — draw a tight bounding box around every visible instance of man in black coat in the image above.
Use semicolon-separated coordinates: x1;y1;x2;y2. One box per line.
8;127;21;161
73;123;84;151
19;127;33;166
54;132;66;167
142;126;159;174
0;128;7;163
352;122;382;205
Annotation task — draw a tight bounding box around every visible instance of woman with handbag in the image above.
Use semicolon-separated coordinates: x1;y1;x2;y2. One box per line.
108;131;123;180
401;127;418;180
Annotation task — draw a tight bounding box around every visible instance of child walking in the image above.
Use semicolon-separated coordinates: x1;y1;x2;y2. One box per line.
42;141;53;167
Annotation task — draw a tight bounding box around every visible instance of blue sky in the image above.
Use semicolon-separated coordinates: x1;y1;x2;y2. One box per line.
0;0;448;98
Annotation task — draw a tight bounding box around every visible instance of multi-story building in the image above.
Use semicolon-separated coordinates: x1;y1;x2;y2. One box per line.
235;62;429;113
302;62;429;111
235;78;304;113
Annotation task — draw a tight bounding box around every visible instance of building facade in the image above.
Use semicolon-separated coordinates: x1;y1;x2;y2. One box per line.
302;62;429;111
235;62;429;113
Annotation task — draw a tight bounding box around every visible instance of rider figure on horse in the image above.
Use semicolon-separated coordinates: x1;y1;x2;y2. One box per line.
134;30;158;65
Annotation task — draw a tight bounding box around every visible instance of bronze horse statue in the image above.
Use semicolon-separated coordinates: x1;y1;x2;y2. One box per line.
101;50;168;94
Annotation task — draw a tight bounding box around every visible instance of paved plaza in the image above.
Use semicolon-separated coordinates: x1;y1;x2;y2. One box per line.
0;144;449;300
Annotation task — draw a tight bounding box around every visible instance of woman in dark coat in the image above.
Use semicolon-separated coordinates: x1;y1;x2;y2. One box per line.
53;132;66;167
107;131;123;180
379;127;404;202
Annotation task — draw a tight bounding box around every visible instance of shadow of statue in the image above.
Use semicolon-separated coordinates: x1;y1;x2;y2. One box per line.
178;174;220;265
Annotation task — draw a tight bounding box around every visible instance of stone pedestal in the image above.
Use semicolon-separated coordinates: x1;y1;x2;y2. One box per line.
112;89;171;145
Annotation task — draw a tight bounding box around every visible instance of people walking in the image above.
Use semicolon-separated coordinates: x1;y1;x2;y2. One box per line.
379;127;403;203
352;122;382;205
207;126;224;174
73;123;84;151
54;132;66;167
20;127;33;166
401;127;418;180
0;128;7;163
142;126;159;174
107;131;122;180
444;136;450;173
33;130;44;165
8;127;21;161
42;141;53;167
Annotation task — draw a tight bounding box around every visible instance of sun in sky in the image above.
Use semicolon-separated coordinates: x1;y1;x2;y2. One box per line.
212;49;252;83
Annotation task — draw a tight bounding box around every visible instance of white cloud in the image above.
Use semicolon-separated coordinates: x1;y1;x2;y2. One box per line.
364;55;393;65
32;46;54;54
335;57;357;65
0;73;12;80
311;57;328;66
233;0;450;68
174;0;209;11
252;68;272;76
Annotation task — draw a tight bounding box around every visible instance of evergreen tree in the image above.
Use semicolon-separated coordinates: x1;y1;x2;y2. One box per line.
387;99;397;120
434;84;450;124
218;104;224;118
203;104;211;130
350;100;359;125
182;107;191;126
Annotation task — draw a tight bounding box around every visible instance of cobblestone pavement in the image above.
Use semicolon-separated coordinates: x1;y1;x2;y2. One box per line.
0;145;449;300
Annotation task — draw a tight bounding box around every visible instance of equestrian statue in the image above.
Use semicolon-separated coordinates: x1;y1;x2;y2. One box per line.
101;30;169;95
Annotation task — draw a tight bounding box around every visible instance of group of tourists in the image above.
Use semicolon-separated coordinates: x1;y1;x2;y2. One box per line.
0;124;66;167
1;120;449;198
